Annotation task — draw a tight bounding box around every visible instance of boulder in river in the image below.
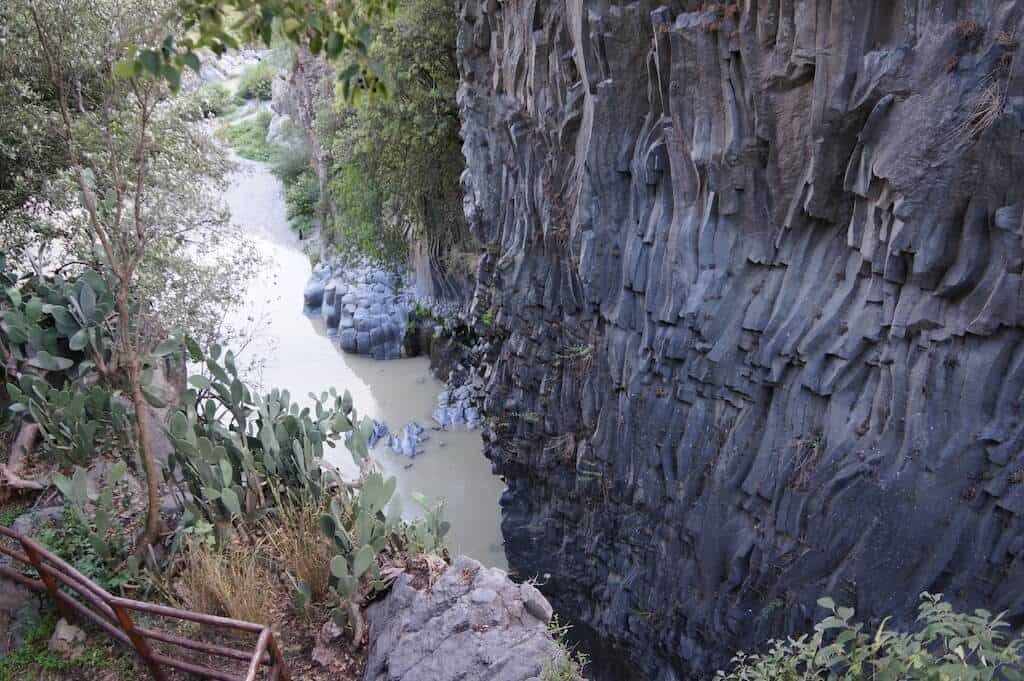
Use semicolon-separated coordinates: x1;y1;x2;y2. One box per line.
387;422;426;458
303;263;332;310
432;384;483;429
303;260;413;360
367;419;390;448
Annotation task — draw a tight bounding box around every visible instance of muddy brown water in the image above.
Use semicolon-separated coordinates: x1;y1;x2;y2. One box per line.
223;156;507;568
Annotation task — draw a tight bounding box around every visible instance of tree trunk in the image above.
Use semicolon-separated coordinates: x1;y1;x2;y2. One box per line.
130;373;164;551
114;278;163;552
0;423;45;502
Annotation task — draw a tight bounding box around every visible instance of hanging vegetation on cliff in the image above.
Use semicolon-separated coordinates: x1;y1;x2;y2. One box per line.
321;0;471;268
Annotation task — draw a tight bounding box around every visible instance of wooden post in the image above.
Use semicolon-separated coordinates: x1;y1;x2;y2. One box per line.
112;603;168;681
267;629;291;681
20;539;73;621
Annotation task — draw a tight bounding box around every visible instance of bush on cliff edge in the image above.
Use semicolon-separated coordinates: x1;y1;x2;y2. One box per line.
717;593;1022;681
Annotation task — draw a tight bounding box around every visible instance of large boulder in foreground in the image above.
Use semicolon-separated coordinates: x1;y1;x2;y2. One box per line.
363;555;561;681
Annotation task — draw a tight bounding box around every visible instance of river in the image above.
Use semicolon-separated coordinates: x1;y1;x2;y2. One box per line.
222;155;507;568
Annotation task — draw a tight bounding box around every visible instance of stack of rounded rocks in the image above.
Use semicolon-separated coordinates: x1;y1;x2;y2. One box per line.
303;261;411;360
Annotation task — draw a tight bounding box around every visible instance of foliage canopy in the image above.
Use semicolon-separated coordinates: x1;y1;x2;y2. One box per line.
324;0;470;268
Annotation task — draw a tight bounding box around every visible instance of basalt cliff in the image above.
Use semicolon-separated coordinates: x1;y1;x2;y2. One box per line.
455;1;1024;679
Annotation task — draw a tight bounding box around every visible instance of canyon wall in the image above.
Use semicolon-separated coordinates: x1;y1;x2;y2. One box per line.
456;1;1024;678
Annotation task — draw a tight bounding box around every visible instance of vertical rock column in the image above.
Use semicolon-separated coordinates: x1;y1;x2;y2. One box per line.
457;1;1024;678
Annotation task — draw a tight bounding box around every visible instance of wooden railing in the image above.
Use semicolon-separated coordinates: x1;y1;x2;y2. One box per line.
0;525;290;681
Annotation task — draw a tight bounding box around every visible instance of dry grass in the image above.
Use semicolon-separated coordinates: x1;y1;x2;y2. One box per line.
996;30;1019;49
960;78;1007;139
948;49;1012;145
263;501;333;603
179;541;277;624
955;19;984;42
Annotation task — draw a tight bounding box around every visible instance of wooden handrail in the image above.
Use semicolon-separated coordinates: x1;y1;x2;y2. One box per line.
0;525;289;681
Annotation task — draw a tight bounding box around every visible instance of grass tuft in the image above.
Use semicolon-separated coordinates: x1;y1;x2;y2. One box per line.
179;541;276;624
263;501;332;605
540;616;589;681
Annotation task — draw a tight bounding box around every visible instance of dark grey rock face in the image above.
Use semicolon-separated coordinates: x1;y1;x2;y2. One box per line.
434;383;485;428
363;555;561;681
457;1;1024;679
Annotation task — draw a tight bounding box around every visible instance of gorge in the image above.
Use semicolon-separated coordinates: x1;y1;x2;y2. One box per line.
176;0;1024;677
3;0;1024;679
223;152;508;568
450;1;1024;679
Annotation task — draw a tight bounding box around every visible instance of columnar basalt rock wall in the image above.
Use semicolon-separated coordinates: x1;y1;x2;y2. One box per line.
456;1;1024;678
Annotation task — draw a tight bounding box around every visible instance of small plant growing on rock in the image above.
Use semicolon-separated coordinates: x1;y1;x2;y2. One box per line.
996;30;1019;49
955;19;985;43
541;615;589;681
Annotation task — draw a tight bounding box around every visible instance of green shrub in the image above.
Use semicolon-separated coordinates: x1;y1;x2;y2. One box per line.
716;593;1024;681
286;170;319;234
321;0;468;267
181;82;236;120
36;506;134;593
236;62;275;100
8;376;129;466
272;140;314;186
327;163;406;264
219;111;276;161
